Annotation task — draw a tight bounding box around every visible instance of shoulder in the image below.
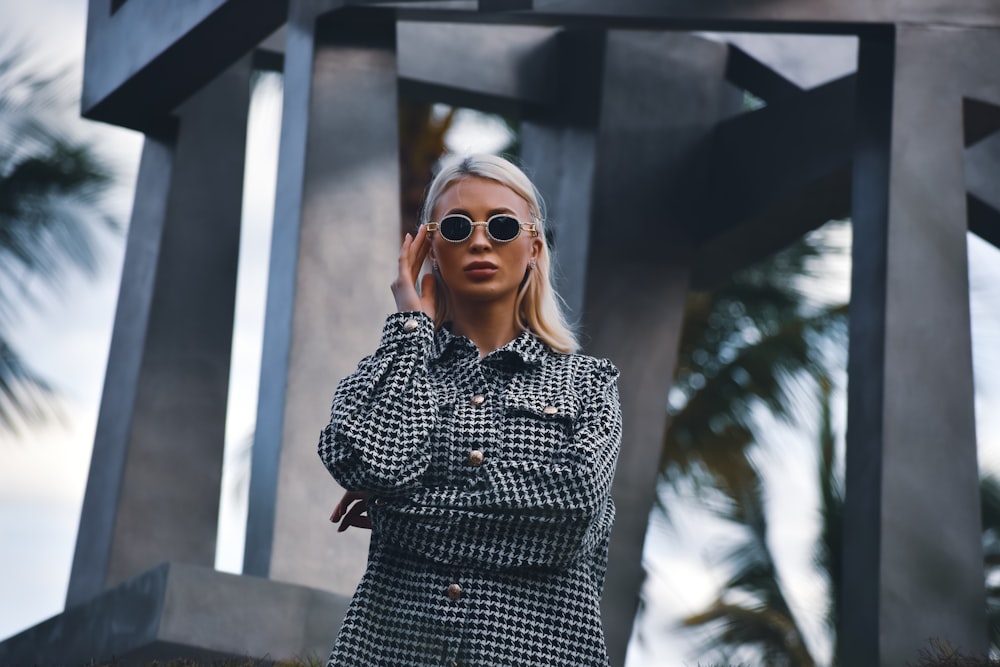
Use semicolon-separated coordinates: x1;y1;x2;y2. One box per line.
542;349;619;387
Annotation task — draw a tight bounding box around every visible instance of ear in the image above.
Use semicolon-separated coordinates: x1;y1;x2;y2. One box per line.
530;236;544;262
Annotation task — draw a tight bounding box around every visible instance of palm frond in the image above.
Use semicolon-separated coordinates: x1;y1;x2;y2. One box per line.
663;303;846;500
0;41;117;435
980;474;1000;651
0;337;55;434
683;493;818;667
666;222;849;665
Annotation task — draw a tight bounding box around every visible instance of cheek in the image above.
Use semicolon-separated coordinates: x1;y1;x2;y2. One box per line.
432;240;456;264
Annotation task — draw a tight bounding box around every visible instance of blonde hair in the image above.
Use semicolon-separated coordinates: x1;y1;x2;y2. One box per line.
420;153;579;354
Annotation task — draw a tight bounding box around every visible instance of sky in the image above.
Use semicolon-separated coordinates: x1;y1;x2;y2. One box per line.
1;3;999;666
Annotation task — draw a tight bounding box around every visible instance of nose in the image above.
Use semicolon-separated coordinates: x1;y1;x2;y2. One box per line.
468;223;491;250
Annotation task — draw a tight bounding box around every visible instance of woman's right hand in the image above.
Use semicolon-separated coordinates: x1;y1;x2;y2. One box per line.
330;490;372;533
390;224;436;318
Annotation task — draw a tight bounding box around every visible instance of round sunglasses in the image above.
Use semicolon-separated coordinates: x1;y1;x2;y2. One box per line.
425;213;538;243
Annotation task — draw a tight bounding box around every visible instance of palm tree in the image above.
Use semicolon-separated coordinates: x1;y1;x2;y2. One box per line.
654;221;849;665
679;378;841;667
666;228;1000;663
680;374;1000;666
659;223;848;502
979;475;1000;652
0;45;117;434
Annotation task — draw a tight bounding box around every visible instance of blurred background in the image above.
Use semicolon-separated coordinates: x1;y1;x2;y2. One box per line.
1;2;999;665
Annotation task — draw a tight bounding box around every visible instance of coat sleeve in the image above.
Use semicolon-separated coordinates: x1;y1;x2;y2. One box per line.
318;312;439;495
371;357;622;570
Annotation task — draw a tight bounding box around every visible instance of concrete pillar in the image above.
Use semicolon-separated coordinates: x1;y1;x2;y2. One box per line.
521;30;603;324
243;5;400;595
67;57;252;606
841;25;1000;665
525;30;741;666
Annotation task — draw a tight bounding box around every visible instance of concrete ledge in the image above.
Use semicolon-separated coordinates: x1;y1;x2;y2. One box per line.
0;563;350;666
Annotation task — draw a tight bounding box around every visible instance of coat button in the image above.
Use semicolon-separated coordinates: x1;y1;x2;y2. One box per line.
446;583;463;600
402;318;419;333
470;393;486;406
543;405;558;415
467;450;484;466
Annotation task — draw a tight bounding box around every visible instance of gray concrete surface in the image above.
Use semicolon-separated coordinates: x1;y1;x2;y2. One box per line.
841;25;997;665
244;6;401;596
68;56;253;607
1;562;349;666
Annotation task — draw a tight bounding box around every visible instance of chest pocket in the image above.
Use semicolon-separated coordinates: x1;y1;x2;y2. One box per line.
500;389;580;461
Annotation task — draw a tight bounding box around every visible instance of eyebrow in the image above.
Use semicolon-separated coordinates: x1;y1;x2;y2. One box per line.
444;208;518;217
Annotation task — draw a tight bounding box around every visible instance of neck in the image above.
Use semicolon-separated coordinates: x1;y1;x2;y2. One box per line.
449;299;522;359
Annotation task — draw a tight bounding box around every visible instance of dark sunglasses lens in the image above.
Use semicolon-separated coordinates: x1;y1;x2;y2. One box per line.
488;215;521;241
440;216;472;241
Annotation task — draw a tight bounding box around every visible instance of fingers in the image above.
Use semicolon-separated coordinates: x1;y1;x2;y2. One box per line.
330;490;366;523
330;490;372;532
337;501;372;532
392;226;434;313
398;231;413;265
411;224;431;270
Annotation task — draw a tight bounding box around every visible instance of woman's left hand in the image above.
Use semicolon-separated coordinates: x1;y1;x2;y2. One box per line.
391;224;436;318
330;490;372;532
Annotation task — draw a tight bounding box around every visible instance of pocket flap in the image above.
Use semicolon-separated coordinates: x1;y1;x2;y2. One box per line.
504;389;580;422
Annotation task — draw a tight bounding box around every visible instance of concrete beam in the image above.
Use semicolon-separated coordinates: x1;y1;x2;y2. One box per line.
520;27;605;322
522;30;742;666
397;21;559;114
724;44;803;104
585;35;742;664
968;193;1000;249
691;169;852;290
451;0;1000;30
966;127;1000;249
82;0;286;130
690;74;855;285
243;5;401;595
841;24;994;665
964;98;1000;147
68;57;252;606
1;563;349;666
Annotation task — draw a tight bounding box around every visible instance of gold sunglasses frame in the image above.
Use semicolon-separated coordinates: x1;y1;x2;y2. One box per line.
425;213;538;243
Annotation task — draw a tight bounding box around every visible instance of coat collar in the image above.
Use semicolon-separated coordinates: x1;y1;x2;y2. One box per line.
431;324;549;367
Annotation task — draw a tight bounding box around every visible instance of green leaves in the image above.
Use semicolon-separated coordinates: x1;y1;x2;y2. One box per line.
0;43;117;435
662;222;848;665
662;225;848;502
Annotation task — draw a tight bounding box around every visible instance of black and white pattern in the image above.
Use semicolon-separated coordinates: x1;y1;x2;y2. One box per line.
319;311;622;667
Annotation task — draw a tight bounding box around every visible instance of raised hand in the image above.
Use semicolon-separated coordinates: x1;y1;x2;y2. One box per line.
390;224;436;318
330;489;372;533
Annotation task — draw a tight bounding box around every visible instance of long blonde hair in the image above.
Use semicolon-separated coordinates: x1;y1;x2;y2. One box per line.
420;154;579;354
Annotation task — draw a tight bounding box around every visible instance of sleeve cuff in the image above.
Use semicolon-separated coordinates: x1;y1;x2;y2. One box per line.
380;311;435;349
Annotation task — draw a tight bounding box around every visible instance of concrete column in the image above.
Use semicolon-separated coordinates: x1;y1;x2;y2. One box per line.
521;30;603;324
243;5;399;595
526;30;741;666
841;25;1000;665
67;57;252;606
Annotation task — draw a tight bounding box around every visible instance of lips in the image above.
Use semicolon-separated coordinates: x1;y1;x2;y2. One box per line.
464;261;498;271
463;260;499;280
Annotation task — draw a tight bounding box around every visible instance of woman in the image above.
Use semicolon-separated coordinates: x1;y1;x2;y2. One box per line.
318;153;622;666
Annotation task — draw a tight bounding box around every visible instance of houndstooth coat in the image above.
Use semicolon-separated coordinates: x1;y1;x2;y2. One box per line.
318;311;622;667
